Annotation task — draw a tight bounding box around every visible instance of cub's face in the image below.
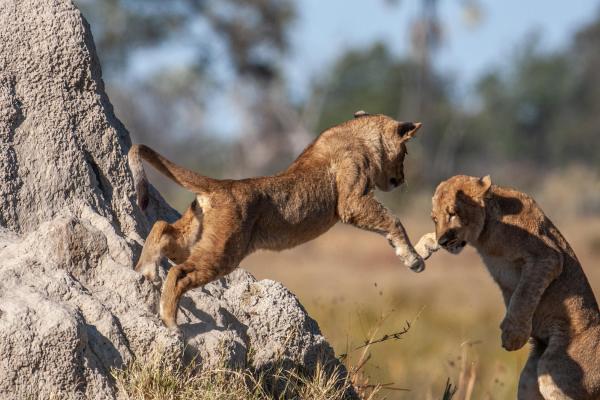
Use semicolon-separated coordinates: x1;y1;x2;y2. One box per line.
431;175;492;254
377;118;422;192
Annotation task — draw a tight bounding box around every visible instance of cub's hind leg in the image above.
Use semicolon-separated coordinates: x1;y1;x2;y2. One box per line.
518;340;544;400
537;335;585;400
159;258;223;330
135;220;174;282
159;209;244;330
136;203;202;282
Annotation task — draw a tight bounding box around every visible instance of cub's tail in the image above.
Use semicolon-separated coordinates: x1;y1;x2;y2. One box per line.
128;144;217;210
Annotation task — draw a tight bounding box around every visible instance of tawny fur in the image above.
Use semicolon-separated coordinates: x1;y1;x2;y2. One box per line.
129;113;426;330
419;175;600;400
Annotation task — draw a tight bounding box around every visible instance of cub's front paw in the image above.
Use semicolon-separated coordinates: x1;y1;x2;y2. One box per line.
409;255;425;273
415;232;439;260
500;317;531;351
398;250;425;273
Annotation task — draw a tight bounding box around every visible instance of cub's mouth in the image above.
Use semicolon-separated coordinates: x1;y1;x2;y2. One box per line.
443;239;467;254
389;177;402;188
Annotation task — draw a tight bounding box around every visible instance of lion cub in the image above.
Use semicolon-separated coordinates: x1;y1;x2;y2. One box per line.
129;112;426;330
418;175;600;400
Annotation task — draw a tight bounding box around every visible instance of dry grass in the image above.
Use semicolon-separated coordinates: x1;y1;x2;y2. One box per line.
112;351;365;400
112;323;465;400
111;310;459;400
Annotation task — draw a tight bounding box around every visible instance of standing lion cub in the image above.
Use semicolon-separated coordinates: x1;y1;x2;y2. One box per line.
129;112;429;330
418;175;600;400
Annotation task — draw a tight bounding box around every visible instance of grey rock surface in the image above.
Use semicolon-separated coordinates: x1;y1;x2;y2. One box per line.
0;1;340;399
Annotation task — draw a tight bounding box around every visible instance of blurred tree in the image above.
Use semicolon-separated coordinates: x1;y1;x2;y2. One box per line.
467;35;572;164
557;13;600;165
409;0;442;116
74;0;298;205
231;79;315;176
76;0;295;79
311;44;405;132
469;14;600;169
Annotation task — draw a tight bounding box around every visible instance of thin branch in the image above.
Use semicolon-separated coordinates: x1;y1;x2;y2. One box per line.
353;320;411;351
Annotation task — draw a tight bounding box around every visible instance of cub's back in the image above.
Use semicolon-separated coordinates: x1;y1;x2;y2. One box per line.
487;185;600;330
249;171;339;251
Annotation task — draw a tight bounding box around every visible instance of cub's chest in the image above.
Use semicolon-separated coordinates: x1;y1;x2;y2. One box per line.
479;253;524;293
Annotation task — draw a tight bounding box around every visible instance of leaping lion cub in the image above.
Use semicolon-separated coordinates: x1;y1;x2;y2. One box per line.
417;175;600;400
129;112;429;330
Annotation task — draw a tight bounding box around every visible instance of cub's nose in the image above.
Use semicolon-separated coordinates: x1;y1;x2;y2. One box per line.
438;232;454;246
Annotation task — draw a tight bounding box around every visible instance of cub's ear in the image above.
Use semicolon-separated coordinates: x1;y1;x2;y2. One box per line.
477;175;492;198
354;110;369;118
398;122;422;141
